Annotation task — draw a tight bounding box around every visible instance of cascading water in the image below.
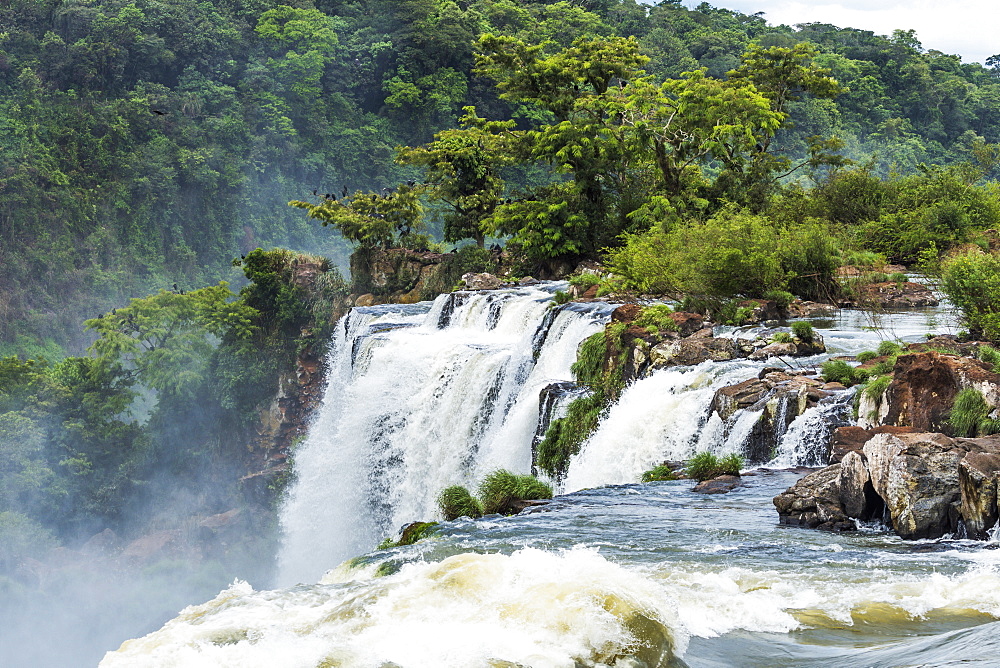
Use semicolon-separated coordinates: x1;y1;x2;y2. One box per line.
277;285;614;585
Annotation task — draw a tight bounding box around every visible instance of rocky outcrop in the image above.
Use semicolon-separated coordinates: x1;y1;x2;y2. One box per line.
350;247;451;303
462;272;504;290
775;432;1000;540
773;464;857;531
856;351;1000;432
848;280;939;308
787;300;838;318
693;474;741;494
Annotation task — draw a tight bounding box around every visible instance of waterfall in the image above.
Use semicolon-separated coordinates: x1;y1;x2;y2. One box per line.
766;390;855;468
277;286;613;585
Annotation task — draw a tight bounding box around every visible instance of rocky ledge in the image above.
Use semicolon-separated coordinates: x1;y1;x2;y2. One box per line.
774;431;1000;539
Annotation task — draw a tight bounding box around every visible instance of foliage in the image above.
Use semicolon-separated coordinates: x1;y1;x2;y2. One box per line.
764;290;794;310
553;290;572;305
790;321;814;342
641;463;681;482
378;521;440;549
948;388;1000;437
862;375;892;402
290;185;426;250
877;341;903;357
771;332;793;344
977;344;1000;372
856;350;878;363
536;393;605;479
941;249;1000;343
633;305;678;333
569;273;602;289
820;360;869;386
686;451;743;482
437;485;483;521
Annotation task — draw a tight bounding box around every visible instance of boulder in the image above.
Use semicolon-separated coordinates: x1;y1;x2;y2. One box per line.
829;425;920;463
648;337;741;370
850;281;939;308
738;299;781;324
749;341;798;360
462;272;504;290
610;303;642;324
863;432;963;539
958;443;1000;539
668;312;705;337
787;300;838;318
693;474;741;494
773;464;856;531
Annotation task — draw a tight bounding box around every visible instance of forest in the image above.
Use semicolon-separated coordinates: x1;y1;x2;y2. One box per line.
4;0;1000;634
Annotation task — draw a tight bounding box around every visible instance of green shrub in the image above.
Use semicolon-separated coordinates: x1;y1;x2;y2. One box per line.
641;464;681;482
684;451;742;481
856;350;877;363
764;290;795;310
569;273;601;288
477;469;551;515
870;356;897;376
437;485;483;521
941;249;1000;343
633;304;677;332
820;359;869;386
948;388;1000;437
553;290;572;305
790;321;814;342
877;340;903;357
771;331;793;343
377;521;441;549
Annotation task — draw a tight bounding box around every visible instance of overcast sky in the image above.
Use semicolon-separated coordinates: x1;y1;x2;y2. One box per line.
672;0;996;65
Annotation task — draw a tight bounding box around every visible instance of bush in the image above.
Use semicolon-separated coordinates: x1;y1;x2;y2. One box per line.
764;290;794;310
437;485;483;521
856;350;877;363
862;375;892;401
685;451;742;481
569;273;601;288
552;290;572;305
948;388;1000;437
536;393;605;479
977;344;1000;372
633;304;677;333
771;332;793;343
790;321;814;342
889;272;908;284
877;340;903;357
641;463;681;482
820;360;869;386
870;356;897;376
477;469;552;515
941;249;1000;343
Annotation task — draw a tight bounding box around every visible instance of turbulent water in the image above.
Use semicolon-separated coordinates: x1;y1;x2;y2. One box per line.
103;284;1000;668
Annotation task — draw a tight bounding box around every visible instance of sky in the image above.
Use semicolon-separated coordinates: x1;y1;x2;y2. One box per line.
674;0;997;65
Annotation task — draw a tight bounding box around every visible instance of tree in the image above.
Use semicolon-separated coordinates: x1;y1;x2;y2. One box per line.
290;184;426;249
397;107;518;246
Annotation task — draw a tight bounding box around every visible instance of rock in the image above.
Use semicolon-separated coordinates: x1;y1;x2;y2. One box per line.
958;443;1000;539
462;272;503;290
787;300;838;318
839;451;879;519
773;464;856;531
851;281;939;308
648;337;741;370
689;327;715;338
863;432;963;540
693;474;741;494
712;378;773;421
829;425;920;463
668;312;705;337
739;299;781;324
860;351;1000;432
81;528;119;556
121;530;185;565
749;341;798;360
610;303;642;324
355;293;376;307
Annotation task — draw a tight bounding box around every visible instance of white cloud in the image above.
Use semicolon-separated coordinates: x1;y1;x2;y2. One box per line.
668;0;996;64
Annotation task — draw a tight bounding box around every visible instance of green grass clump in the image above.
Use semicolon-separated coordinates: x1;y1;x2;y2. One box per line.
641;464;681;482
856;350;877;363
477;469;553;515
437;485;483;521
771;331;793;344
888;272;908;284
536;393;605;479
877;340;903;357
977;344;1000;372
870;356;897;375
633;304;678;332
685;452;744;482
377;521;441;550
820;360;869;386
862;375;892;401
790;321;814;342
948;388;1000;437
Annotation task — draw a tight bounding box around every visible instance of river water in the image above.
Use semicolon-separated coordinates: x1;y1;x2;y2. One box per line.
103;284;1000;667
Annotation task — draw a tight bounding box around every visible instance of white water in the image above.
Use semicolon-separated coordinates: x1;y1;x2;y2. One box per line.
277;287;611;585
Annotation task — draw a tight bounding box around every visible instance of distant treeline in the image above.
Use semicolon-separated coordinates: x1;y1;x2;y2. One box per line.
2;0;999;355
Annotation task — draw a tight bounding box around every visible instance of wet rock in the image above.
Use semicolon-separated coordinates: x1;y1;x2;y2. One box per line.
739;299;781;324
749;341;798;360
668;312;705;337
958;444;1000;539
517;276;539;286
773;464;857;531
693;474;741;494
863;432;963;540
121;530;186;565
355;293;376;307
829;425;920;463
610;303;642;324
839;451;877;519
648;337;741;370
712;378;772;421
462;272;503;290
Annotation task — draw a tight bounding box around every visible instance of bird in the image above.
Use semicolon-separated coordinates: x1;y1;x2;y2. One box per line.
407;180;416;187
312;189;318;196
342;186;349;198
172;283;178;292
150;109;166;116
